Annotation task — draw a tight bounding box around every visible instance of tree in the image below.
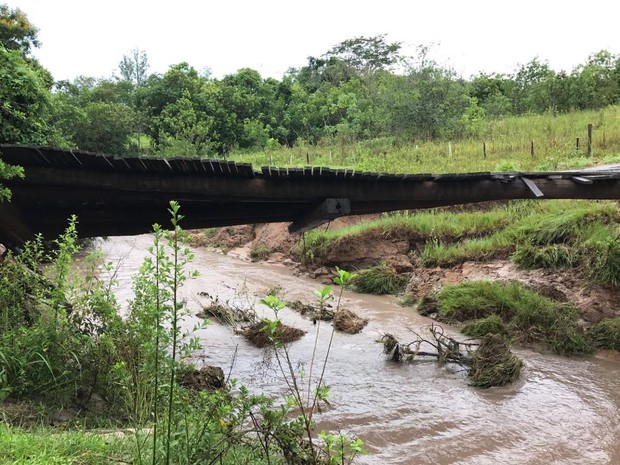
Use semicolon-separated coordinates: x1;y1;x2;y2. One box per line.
326;34;403;76
71;102;137;154
119;48;149;87
0;47;55;144
0;4;39;56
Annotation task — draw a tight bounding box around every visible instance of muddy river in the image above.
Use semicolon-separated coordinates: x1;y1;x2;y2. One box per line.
101;234;620;465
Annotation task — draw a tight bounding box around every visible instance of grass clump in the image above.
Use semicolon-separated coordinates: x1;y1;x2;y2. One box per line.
582;227;620;287
589;318;620;350
512;244;578;269
250;244;274;261
437;280;590;355
353;263;408;295
461;314;508;337
468;334;523;388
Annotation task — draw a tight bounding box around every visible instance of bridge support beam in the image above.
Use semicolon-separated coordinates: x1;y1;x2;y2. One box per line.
288;198;351;234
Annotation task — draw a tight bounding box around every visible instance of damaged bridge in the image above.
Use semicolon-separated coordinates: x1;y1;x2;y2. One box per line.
1;144;620;246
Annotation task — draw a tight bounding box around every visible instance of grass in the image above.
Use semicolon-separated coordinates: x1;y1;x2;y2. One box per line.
302;200;620;290
589;318;620;350
0;423;131;465
435;281;590;355
227;106;620;174
353;263;408;295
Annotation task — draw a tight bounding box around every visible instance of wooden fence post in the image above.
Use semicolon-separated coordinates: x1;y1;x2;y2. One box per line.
587;124;593;157
483;142;487;158
576;137;580;151
306;152;310;164
530;140;535;158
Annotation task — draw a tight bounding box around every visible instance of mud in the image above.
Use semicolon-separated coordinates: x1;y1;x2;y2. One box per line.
333;308;368;334
238;321;305;348
101;235;620;465
179;366;225;392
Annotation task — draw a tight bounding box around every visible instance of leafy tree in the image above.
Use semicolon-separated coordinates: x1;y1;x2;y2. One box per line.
326;34;403;76
0;4;39;56
71;102;137;154
0;47;56;144
119;48;149;87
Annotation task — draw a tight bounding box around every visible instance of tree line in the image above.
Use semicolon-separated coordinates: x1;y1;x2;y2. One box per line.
2;4;620;157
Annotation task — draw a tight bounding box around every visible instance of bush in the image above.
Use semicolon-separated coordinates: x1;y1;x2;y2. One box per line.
353;263;407;295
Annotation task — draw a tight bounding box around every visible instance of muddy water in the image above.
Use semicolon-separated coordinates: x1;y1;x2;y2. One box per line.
101;235;620;465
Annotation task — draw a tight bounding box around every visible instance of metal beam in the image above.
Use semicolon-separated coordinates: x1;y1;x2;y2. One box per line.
288;198;351;234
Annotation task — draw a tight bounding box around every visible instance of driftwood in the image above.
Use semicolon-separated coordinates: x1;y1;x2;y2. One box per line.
382;325;523;388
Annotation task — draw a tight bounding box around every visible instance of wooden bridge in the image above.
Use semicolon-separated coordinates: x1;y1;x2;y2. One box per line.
1;144;620;247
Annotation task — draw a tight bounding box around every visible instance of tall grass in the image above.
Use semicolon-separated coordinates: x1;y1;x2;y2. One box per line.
435;281;590;355
229;106;620;174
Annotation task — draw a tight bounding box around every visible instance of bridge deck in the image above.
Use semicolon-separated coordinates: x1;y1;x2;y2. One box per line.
1;144;620;246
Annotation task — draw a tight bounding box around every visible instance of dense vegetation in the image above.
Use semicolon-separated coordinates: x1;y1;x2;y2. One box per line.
2;4;620;162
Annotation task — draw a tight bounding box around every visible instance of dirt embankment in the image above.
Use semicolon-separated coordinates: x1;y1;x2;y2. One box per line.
189;217;620;325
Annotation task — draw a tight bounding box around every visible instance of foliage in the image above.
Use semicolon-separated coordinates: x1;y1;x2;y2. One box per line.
353;263;407;295
0;218;122;402
119;47;149;87
0;4;39;55
588;318;620;350
461;314;508;338
512;243;578;269
0;47;56;145
435;281;590;355
257;267;365;464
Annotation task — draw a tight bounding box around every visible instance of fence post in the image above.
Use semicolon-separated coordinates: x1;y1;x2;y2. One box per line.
448;142;452;158
587;124;593;157
530;140;535;158
483;142;487;159
306;152;310;164
576;137;580;151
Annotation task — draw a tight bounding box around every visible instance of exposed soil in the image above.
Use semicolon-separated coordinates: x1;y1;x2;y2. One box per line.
179;366;225;392
189;215;620;326
238;321;305;348
333;308;368;334
408;260;620;324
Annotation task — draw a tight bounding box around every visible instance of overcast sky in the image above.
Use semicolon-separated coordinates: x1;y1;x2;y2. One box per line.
7;0;620;81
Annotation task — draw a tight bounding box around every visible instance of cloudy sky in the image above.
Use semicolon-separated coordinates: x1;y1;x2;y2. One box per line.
7;0;620;81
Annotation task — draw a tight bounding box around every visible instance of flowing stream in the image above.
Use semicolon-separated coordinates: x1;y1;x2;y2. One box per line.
101;234;620;465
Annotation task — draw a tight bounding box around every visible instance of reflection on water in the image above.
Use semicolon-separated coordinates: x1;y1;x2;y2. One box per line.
101;235;620;465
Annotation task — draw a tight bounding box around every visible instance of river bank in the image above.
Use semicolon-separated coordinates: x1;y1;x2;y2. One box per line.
100;230;620;464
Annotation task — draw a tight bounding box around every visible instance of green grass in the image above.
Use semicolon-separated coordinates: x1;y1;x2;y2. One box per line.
462;314;508;337
436;281;590;355
0;423;131;465
353;263;408;295
228;106;620;174
589;318;620;350
301;200;620;290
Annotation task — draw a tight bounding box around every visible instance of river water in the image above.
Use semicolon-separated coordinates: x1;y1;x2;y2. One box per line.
100;234;620;465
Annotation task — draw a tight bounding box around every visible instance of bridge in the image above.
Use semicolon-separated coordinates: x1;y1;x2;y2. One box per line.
1;144;620;246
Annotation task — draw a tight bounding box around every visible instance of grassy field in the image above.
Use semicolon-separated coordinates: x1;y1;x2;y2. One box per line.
229;106;620;173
